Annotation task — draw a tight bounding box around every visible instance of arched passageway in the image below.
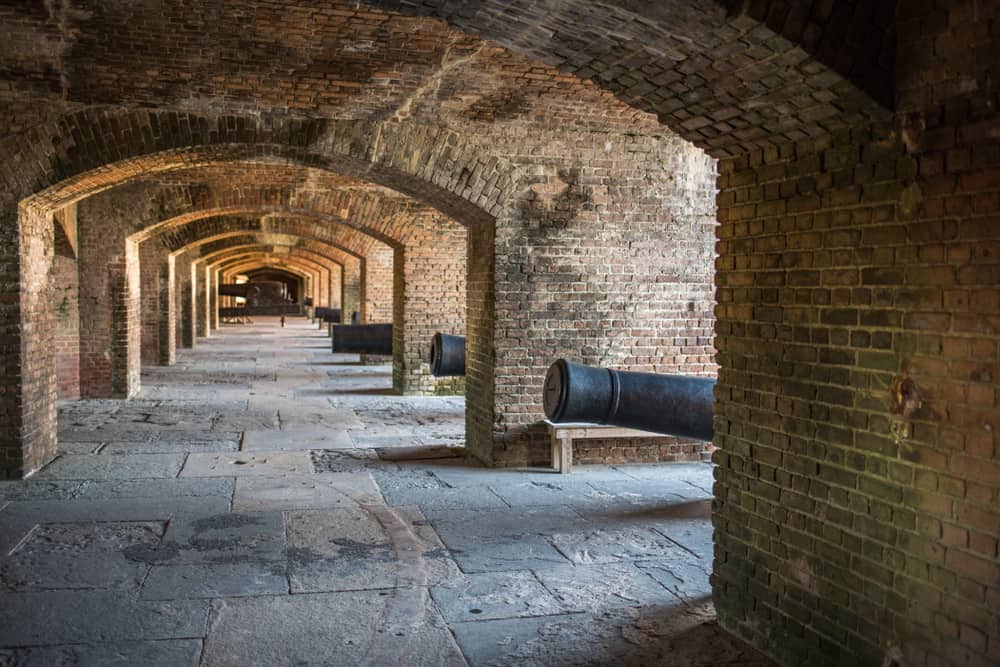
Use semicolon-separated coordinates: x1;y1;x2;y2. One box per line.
0;2;996;666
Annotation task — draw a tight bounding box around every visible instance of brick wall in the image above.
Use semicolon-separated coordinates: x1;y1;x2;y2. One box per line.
474;131;719;466
329;264;342;309
711;4;1000;666
174;252;195;349
52;255;80;400
139;240;170;364
363;244;394;324
392;219;467;395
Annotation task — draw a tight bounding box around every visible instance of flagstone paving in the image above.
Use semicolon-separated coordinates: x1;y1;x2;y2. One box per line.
0;317;773;667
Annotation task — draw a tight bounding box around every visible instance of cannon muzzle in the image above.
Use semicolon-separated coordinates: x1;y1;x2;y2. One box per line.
543;359;714;441
430;333;465;376
332;323;392;355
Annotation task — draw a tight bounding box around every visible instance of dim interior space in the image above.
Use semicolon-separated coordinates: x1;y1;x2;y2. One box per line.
0;2;998;666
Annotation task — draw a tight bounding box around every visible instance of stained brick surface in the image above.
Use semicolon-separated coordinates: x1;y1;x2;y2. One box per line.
0;2;996;665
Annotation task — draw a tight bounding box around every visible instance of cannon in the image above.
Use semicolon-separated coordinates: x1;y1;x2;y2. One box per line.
332;323;392;355
430;333;465;376
314;307;342;323
542;359;715;441
303;297;314;307
218;283;252;298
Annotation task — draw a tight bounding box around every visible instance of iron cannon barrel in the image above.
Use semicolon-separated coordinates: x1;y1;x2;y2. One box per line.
429;333;465;376
542;359;715;441
314;307;342;323
332;323;392;355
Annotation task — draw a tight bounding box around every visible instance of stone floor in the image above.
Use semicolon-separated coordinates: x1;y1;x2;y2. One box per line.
0;317;774;666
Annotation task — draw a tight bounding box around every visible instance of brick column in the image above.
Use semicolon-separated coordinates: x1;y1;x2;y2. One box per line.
160;255;176;365
140;240;170;365
77;199;140;398
174;253;195;349
1;207;57;478
195;261;209;339
209;268;219;331
330;264;342;309
341;256;362;324
393;225;466;395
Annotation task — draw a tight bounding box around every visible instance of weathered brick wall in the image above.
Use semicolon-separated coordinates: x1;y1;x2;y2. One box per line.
139;240;171;364
392;220;467;396
194;263;210;338
329;265;342;309
363;245;394;324
9;206;57;477
111;239;141;397
173;252;195;349
712;4;1000;662
475;131;719;466
51;254;80;400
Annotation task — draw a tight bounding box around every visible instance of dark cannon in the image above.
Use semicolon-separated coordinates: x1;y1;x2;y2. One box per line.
218;283;251;298
332;323;392;355
542;359;715;441
219;305;301;318
314;307;342;323
429;333;465;376
303;297;314;307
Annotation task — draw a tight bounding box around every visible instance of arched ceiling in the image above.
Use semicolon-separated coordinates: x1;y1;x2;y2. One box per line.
0;0;890;155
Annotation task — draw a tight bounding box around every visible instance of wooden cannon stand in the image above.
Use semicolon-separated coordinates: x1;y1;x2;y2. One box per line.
543;419;666;474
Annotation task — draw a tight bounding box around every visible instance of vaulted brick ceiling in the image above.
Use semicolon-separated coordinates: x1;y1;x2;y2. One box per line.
0;0;892;155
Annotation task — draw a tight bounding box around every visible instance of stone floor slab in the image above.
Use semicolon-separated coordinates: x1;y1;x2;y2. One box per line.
241;427;354;451
444;534;570;574
74;477;235;501
180;452;312;477
533;561;679;611
141;562;288;600
0;591;209;645
100;439;238;454
285;506;459;593
431;570;567;623
201;591;465;667
0;639;203;666
549;526;693;565
33;454;187;480
232;474;383;512
0;521;162;593
156;511;287;565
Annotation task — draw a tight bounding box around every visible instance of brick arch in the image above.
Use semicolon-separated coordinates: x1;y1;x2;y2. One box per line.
144;212;385;258
7;110;511;225
214;253;332;298
355;0;893;156
189;234;353;267
155;217;390;321
188;238;349;308
216;254;329;279
116;165;462;249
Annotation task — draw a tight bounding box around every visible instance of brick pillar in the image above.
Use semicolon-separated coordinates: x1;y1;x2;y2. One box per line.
393;225;466;395
209;268;219;331
160;255;176;365
363;244;393;324
1;207;57;478
77;200;139;398
195;262;209;339
139;240;172;365
174;253;194;349
109;239;141;397
341;256;362;324
465;223;496;464
330;264;342;309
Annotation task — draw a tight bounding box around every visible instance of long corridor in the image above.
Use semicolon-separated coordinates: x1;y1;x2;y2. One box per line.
0;317;770;666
